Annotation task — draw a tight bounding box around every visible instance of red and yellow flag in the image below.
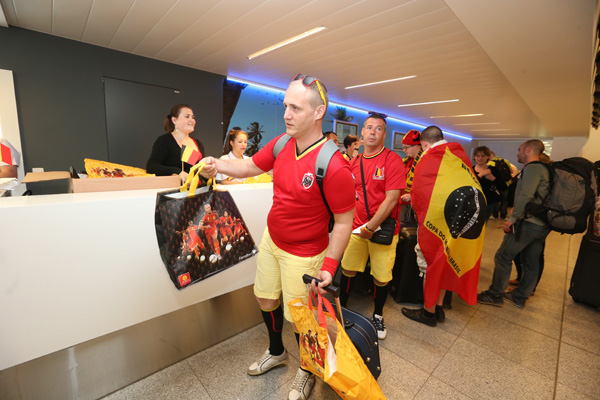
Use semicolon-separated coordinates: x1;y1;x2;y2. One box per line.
412;143;486;308
181;137;202;165
0;138;19;166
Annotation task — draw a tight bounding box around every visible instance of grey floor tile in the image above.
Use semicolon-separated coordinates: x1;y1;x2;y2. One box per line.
434;300;478;336
376;346;430;400
476;299;563;339
557;342;600;399
101;361;210;400
186;325;296;400
460;310;559;379
561;300;600;356
414;377;473;400
555;383;597;400
380;305;459;373
433;338;555;400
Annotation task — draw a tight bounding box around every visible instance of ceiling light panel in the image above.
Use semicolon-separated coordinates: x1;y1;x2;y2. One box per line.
397;99;459;107
247;26;326;60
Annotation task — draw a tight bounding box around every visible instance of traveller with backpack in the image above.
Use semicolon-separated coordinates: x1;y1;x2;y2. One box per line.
477;139;551;308
489;151;517;220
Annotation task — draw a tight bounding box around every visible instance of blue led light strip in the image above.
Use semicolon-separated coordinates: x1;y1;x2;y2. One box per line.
226;76;472;141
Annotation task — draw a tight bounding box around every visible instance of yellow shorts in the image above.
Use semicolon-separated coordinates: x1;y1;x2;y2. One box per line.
254;228;327;322
341;234;399;283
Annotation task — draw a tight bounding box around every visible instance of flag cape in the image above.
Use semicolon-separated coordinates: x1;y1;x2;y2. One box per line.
0;138;20;166
411;143;486;308
181;137;202;165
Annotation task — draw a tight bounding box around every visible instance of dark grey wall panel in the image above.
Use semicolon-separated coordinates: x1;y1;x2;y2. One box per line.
104;77;181;169
0;26;223;175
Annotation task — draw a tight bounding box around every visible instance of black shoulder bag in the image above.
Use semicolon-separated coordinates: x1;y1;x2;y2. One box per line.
359;153;397;245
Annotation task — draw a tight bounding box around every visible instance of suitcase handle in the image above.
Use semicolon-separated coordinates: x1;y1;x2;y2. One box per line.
302;274;340;298
302;274;347;331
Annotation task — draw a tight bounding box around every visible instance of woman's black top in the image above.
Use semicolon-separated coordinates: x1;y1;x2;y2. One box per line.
473;164;501;204
146;133;204;176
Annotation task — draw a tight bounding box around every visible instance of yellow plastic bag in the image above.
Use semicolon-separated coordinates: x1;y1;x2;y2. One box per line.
289;292;386;400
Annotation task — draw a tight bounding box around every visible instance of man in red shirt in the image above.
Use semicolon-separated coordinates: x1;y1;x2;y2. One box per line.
339;112;405;340
204;74;355;400
201;203;221;261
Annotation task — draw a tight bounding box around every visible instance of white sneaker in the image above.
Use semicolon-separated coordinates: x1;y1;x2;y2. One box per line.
247;349;288;376
288;368;315;400
372;314;387;340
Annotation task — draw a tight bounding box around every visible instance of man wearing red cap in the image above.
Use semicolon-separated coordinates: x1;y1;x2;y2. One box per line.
399;130;422;204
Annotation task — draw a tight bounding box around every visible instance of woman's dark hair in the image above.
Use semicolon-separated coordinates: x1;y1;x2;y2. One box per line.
223;129;248;155
343;134;358;149
473;146;492;159
164;104;192;133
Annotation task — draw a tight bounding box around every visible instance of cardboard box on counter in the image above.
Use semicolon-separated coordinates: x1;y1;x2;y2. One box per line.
22;172;180;193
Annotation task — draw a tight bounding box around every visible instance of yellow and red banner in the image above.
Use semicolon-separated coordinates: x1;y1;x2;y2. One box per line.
181;137;202;165
0;138;19;166
412;143;486;308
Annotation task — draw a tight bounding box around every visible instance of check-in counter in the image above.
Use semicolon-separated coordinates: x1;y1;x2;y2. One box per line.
0;183;273;400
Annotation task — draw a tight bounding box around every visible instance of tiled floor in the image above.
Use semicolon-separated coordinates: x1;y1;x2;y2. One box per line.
102;222;600;399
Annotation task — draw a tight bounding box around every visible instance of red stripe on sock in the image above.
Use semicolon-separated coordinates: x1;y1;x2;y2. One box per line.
271;311;281;333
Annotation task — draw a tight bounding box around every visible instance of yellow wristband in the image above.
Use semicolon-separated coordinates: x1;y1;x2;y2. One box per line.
364;225;375;233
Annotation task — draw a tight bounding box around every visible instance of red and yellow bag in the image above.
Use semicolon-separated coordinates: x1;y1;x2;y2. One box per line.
289;292;385;400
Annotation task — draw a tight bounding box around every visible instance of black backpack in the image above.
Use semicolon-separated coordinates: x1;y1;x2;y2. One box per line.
526;157;598;234
488;157;513;190
273;134;340;231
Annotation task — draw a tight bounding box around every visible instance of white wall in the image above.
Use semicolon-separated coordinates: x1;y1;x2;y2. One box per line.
475;128;600;166
471;140;525;167
550;136;589;161
581;127;600;162
0;68;25;194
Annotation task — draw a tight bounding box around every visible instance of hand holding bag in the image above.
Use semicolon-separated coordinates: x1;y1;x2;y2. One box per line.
359;155;397;245
154;162;257;289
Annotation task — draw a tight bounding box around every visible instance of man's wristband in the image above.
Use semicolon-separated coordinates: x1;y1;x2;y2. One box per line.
320;256;338;277
364;225;375;233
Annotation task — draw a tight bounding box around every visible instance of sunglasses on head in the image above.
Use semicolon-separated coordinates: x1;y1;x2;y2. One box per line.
293;73;327;107
367;111;388;120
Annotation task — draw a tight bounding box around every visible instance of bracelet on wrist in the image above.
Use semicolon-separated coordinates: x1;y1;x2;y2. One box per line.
364;225;375;233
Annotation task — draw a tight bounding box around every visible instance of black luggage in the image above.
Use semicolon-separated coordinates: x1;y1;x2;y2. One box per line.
392;226;423;303
303;274;381;380
391;227;454;307
569;234;600;307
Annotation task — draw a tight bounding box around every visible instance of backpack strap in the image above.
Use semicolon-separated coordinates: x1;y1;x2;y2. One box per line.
272;134;292;158
315;140;340;230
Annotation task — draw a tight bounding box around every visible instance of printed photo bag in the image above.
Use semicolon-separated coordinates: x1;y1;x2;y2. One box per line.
289;291;385;400
154;164;257;289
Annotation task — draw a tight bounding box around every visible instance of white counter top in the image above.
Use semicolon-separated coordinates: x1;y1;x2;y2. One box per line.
0;184;273;370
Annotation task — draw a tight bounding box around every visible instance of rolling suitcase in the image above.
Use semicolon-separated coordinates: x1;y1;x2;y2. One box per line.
569;233;600;307
303;274;381;380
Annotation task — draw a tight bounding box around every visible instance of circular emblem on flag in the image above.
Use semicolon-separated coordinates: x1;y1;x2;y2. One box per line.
301;172;315;189
444;186;486;239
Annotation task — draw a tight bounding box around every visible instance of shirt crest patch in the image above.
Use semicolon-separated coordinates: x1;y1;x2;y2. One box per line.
373;166;385;180
301;172;315;189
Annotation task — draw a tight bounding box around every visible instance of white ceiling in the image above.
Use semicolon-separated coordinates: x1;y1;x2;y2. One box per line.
0;0;597;139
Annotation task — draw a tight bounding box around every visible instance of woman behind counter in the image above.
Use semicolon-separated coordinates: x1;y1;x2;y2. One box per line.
216;129;249;184
146;104;207;183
